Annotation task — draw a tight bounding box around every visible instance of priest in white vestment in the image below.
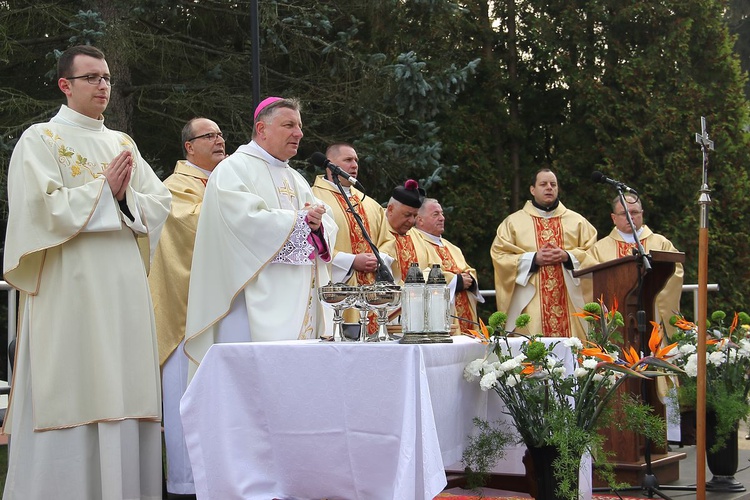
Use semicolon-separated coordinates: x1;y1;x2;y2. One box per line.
148;117;226;496
2;45;171;500
491;169;597;339
184;97;337;375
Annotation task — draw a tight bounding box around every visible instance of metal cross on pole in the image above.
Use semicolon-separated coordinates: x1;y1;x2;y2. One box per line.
694;116;714;500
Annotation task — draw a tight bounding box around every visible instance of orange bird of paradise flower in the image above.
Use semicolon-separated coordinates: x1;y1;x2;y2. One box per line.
467;318;490;344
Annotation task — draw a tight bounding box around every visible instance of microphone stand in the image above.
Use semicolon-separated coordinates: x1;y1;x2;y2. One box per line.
329;174;394;283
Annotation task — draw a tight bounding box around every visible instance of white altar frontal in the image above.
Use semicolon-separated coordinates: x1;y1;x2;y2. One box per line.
180;336;592;500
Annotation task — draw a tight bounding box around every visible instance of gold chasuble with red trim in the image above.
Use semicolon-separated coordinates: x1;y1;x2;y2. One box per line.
434;245;474;333
532;216;572;337
394;233;418;280
491;201;598;340
333;193;375;286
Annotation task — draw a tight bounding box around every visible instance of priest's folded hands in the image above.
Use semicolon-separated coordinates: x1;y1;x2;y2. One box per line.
304;202;327;231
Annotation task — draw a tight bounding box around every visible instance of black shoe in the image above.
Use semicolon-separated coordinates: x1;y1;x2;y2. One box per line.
745;433;750;440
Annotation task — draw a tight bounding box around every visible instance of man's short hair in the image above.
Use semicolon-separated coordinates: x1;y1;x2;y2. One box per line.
181;118;202;157
325;142;355;157
418;197;440;216
611;193;641;213
530;168;554;187
251;97;302;139
57;45;106;79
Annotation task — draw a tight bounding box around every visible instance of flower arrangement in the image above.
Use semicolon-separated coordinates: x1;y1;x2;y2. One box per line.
462;299;682;499
666;310;750;450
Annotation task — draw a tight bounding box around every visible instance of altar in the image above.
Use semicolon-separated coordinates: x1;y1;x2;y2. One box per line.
180;336;592;499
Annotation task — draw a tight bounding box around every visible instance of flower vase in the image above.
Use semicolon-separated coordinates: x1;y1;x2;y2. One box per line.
705;412;746;492
523;445;579;500
706;411;745;491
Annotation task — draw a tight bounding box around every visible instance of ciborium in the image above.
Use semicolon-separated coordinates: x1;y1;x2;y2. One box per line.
318;282;359;341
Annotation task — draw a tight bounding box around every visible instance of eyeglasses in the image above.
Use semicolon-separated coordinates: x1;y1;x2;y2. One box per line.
66;75;112;86
187;132;224;142
615;210;643;217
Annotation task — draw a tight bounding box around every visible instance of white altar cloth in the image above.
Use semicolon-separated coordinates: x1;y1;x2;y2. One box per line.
180;336;591;500
180;337;487;500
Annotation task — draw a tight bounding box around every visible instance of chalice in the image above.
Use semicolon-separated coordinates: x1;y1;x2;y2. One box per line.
318;282;359;341
362;282;402;341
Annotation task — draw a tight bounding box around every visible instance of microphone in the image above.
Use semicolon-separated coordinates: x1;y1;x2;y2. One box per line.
309;152;365;192
591;171;638;194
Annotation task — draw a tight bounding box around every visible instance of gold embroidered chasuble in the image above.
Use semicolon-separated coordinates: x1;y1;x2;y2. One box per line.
3;105;171;431
587;225;684;337
412;229;480;333
184;148;337;372
312;176;386;328
490;200;597;339
377;220;420;284
311;175;386;287
149;161;209;366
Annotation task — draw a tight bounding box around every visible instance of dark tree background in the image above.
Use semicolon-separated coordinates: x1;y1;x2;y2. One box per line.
1;0;749;353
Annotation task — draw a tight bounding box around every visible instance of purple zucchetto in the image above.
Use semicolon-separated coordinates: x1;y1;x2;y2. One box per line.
254;96;283;120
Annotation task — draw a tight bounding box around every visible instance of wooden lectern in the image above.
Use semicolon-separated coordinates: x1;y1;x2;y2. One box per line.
573;250;687;486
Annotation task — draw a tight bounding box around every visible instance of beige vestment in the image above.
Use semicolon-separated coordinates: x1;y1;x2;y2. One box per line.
377;220;421;284
490;201;597;339
147;160;208;495
588;225;684;337
312;175;386;323
149;161;208;366
2;105;171;499
412;229;483;332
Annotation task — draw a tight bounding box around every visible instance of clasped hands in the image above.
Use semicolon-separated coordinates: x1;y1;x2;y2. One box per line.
534;241;569;266
104;151;133;201
304;202;326;231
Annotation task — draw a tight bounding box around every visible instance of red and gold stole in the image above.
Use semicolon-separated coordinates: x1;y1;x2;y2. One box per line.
434;245;474;333
532;216;571;337
333;193;375;286
394;232;418;280
615;240;645;258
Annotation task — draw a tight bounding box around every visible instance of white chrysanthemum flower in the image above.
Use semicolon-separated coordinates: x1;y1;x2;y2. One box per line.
708;351;725;367
506;374;521;388
665;345;680;358
593;373;604;382
545;356;557;369
685;356;698;377
583;358;598;370
564;337;583;350
553;366;566;377
514;353;526;363
480;371;498;391
574;367;588;378
500;358;520;372
679;344;696;355
464;358;485;381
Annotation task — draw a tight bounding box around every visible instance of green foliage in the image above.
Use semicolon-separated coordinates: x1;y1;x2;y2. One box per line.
460;417;513;490
668;311;750;451
0;0;749;317
465;300;680;499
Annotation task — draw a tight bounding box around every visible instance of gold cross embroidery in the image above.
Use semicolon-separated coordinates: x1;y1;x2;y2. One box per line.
278;178;297;201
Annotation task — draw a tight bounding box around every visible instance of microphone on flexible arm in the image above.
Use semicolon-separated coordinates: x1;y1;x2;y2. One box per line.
309;152;366;193
591;171;638;195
